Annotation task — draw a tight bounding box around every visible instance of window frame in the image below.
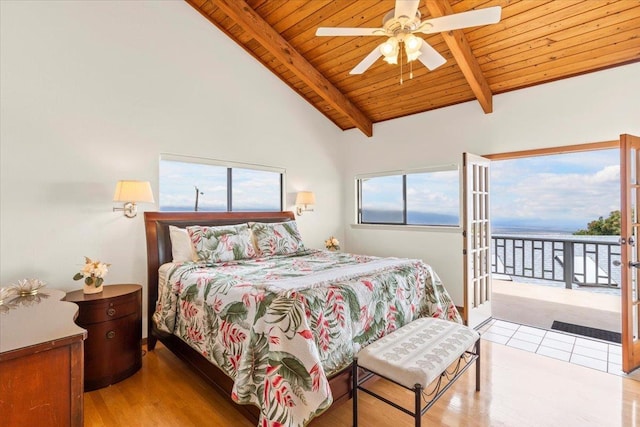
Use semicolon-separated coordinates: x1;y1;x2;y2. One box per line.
356;164;461;228
159;153;285;212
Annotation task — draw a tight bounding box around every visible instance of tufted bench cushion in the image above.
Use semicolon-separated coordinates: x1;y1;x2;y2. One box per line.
357;317;479;389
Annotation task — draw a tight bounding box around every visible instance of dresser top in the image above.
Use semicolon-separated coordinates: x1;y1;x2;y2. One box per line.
0;288;87;354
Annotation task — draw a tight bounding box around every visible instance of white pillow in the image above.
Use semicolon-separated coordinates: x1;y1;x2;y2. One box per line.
169;226;197;262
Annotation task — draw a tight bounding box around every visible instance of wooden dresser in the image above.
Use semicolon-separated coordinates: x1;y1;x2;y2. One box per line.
0;288;87;426
65;284;142;391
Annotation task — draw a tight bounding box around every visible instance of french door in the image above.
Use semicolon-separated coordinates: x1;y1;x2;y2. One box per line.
620;134;640;373
463;153;492;328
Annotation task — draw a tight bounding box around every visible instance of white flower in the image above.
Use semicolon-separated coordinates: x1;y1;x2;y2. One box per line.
81;263;94;277
74;257;110;287
325;236;340;250
93;263;109;278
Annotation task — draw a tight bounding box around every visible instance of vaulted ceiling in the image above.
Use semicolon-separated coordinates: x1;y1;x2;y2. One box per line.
187;0;640;137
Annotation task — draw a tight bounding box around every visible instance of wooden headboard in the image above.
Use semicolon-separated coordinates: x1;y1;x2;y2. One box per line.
143;211;295;345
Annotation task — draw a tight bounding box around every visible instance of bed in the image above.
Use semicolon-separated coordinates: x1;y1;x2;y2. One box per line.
144;211;461;426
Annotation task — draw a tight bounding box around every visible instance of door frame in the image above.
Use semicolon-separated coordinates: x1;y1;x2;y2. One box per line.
620;133;640;373
483;140;619;161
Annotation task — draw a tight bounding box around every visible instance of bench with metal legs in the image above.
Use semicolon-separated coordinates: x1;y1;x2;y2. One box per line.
352;317;480;427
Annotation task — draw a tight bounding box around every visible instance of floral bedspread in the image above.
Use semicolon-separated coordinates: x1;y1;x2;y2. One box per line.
153;250;461;427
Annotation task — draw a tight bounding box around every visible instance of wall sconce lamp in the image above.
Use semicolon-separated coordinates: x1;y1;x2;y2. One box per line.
113;180;155;218
295;191;315;216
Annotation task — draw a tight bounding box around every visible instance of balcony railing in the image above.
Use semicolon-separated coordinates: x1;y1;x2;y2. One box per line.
491;234;621;289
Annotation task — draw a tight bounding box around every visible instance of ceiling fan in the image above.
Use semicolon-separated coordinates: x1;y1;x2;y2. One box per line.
316;0;502;76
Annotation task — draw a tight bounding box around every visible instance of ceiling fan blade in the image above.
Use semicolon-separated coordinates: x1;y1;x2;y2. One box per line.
394;0;420;19
316;27;384;37
417;42;446;70
350;44;384;75
418;6;502;34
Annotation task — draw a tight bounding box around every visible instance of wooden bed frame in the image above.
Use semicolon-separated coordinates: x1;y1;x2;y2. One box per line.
143;211;353;424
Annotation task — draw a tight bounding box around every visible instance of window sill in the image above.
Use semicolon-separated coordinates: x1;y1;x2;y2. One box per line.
350;223;462;233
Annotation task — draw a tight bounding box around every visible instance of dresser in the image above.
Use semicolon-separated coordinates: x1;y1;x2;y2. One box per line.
0;288;87;426
65;284;142;391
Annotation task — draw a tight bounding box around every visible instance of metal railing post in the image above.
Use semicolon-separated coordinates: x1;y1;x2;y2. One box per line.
562;241;574;289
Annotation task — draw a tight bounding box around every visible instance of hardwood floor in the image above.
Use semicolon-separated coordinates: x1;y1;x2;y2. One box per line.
85;340;640;426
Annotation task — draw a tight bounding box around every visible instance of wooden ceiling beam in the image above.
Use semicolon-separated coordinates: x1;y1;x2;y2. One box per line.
208;0;373;137
425;0;494;113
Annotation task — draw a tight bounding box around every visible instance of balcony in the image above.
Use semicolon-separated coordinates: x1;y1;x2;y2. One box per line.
491;234;621;334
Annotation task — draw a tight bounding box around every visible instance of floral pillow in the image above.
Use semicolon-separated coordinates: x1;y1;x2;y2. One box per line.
251;220;306;257
186;223;256;263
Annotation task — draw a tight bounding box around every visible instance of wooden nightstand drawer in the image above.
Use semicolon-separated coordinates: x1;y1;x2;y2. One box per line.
75;295;139;324
83;312;142;391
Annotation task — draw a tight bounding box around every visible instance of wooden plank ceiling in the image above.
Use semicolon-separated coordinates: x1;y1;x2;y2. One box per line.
187;0;640;137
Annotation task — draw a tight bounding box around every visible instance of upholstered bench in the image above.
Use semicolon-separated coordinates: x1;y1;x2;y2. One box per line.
352;317;480;427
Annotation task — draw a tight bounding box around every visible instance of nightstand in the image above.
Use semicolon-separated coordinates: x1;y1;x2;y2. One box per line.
65;284;142;391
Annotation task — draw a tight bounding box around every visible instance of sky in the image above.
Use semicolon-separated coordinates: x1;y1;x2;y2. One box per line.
491;149;620;231
159;150;621;232
360;169;460;222
159;160;281;211
358;150;620;231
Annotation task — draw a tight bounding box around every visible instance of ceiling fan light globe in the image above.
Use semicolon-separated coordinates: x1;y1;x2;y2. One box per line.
380;44;393;56
383;55;398;65
379;38;398;56
406;50;422;62
404;34;422;51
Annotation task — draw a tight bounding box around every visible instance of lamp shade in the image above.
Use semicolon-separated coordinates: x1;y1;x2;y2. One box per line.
295;191;316;205
113;180;155;203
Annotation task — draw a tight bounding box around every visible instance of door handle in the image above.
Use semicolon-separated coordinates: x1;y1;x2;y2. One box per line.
620;237;636;246
630;261;640;268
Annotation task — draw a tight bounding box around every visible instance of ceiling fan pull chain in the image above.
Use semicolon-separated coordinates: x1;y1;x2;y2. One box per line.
410;61;414;80
400;44;404;85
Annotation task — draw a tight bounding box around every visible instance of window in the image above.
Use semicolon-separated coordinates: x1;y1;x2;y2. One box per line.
159;154;284;212
357;166;460;227
231;168;282;211
360;175;404;223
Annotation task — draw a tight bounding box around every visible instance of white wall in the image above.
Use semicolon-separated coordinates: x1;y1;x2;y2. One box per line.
341;63;640;305
3;0;639;325
0;1;345;334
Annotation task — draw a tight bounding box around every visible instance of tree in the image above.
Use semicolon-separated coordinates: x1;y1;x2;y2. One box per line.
573;210;621;236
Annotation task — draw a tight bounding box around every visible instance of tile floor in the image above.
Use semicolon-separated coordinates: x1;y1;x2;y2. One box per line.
479;318;624;376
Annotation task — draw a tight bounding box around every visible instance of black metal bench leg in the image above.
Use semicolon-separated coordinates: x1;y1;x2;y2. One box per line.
476;338;481;392
353;359;358;427
414;384;422;427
